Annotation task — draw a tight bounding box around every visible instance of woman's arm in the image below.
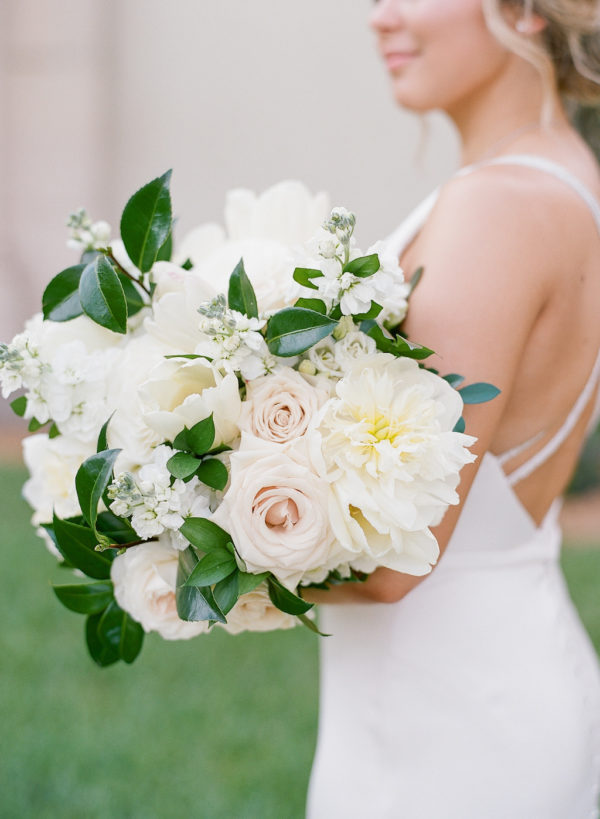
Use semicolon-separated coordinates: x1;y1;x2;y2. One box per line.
303;169;559;606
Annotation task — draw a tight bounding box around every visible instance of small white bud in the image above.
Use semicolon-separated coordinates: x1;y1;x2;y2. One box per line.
298;359;317;376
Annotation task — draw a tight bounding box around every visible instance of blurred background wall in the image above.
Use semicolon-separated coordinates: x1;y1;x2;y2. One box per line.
0;0;458;429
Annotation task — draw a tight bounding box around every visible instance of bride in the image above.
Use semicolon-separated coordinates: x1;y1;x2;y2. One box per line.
305;1;600;816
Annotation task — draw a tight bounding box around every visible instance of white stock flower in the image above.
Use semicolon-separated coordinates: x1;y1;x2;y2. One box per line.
66;208;111;251
2;314;120;442
367;240;410;327
211;434;338;590
238;367;328;444
139;357;242;446
314;353;477;576
177;181;330;313
111;539;208;641
195;302;270;379
108;446;210;541
220;583;297;635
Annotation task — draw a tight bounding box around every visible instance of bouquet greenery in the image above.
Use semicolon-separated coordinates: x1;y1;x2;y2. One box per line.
0;172;498;665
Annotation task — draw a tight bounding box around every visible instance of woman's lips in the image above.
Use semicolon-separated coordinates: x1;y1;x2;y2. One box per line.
383;51;419;71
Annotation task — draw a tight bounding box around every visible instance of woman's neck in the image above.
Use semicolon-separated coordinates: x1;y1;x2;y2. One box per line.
447;58;569;166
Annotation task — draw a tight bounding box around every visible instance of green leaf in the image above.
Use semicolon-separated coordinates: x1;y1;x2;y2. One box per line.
120;170;173;273
195;459;228;491
172;427;190;451
344;253;380;278
181;258;194;271
179;517;233;554
167;451;200;479
228;258;258;319
10;396;27;417
176;554;226;623
98;601;144;663
454;417;466;433
79;256;128;334
28;417;45;432
185;548;237;587
95;510;137;544
266;307;338;357
237;571;269;596
443;373;465;389
294;297;327;314
42;264;85;321
52;513;113;580
75;448;121;533
213;572;239;616
96;412;114;453
118;273;147;317
53;581;114;615
187;415;215;456
458;382;501;405
297;612;330;637
354;301;382;320
293;267;324;291
267;577;313;615
366;324;434;360
85;612;120;667
155;229;173;263
408;265;424;296
48;423;60;439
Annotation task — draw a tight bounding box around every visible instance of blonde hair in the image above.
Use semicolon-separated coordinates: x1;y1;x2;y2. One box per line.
483;0;600;106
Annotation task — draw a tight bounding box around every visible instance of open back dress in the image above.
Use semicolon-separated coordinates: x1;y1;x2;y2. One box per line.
307;155;600;819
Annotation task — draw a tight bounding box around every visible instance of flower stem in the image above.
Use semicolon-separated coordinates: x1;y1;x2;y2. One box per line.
105;248;153;298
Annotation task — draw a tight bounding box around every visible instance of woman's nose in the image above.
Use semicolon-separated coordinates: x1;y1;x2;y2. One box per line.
369;0;405;33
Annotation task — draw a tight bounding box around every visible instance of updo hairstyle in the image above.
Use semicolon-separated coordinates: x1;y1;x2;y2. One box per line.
483;0;600;104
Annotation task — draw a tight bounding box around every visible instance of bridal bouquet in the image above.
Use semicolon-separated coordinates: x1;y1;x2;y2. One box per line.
0;172;497;666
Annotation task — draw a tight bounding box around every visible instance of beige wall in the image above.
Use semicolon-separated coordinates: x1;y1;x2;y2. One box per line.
0;0;458;422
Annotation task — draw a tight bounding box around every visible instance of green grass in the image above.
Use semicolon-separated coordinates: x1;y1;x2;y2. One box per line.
1;463;599;819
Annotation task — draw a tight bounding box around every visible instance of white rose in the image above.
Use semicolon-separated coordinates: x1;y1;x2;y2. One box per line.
139;357;241;446
333;331;377;370
111;539;209;641
307;339;343;379
238;367;328;444
211;433;338;590
220;583;297;635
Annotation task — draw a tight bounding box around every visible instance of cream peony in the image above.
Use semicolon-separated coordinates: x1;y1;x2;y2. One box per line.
106;335;174;473
176;181;330;313
139;357;242;446
211;434;338;590
111;539;208;641
22;433;95;526
220;583;297;635
22;432;96;557
238;367;328;444
144;272;217;353
314;353;477;576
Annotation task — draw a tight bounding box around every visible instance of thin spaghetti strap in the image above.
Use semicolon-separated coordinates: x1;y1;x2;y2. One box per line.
460;154;600;237
505;347;600;487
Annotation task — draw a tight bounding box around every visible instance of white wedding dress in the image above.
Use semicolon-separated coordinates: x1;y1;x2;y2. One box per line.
307;155;600;819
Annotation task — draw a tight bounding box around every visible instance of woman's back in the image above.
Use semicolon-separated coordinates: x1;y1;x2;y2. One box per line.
399;139;600;529
307;152;600;819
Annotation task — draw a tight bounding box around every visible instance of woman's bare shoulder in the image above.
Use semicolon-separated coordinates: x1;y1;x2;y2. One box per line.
417;162;586;291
